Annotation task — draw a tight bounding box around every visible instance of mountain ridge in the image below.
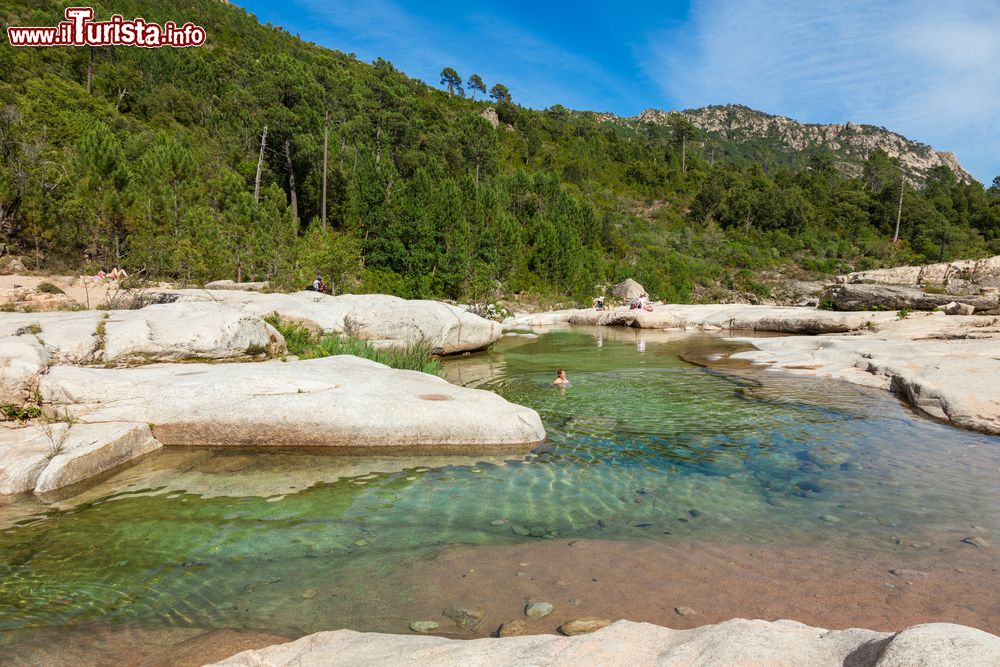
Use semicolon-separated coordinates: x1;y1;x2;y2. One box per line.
591;104;973;184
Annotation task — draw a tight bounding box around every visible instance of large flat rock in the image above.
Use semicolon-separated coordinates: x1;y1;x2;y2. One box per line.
505;304;895;334
732;312;1000;434
208;618;1000;667
38;356;545;449
0;422;159;496
0;303;283;366
151;290;501;354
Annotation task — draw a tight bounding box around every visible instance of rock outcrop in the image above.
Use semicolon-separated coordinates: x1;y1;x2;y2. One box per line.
0;303;284;366
208;618;1000;667
204;279;269;292
631;105;975;183
504;304;896;335
731;312;1000;435
822;284;999;313
150;290;501;355
480;107;500;129
610;279;646;301
837;255;1000;291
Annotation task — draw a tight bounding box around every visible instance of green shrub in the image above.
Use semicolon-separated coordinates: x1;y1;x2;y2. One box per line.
264;314;442;376
1;404;42;422
36;282;65;295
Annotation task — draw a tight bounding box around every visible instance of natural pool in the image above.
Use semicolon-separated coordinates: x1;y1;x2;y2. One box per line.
1;327;999;663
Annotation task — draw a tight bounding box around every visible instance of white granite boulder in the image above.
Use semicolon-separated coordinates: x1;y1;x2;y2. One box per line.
208;618;1000;667
0;303;284;366
38;356;545;449
149;290;501;354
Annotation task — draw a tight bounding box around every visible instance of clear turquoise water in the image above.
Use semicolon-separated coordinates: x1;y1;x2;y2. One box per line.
1;328;998;645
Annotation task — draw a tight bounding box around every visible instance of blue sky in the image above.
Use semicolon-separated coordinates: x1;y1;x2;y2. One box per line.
233;0;999;183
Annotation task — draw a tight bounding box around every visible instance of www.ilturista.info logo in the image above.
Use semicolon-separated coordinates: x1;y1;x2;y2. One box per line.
6;7;206;48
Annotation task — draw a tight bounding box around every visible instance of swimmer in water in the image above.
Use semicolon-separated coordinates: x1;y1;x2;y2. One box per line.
552;368;570;387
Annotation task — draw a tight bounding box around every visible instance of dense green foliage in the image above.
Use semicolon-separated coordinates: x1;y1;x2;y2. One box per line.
264;314;442;375
1;0;998;303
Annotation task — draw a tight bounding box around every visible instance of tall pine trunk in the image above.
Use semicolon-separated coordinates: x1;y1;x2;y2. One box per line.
284;139;298;222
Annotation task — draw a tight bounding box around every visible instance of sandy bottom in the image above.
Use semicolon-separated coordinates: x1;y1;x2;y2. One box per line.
3;536;998;665
1;625;291;667
388;537;1000;638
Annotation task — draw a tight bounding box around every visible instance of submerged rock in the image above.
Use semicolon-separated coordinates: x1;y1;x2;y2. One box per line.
442;606;484;630
408;621;438;634
497;619;527;637
524;601;553;619
961;536;990;549
559;617;613;636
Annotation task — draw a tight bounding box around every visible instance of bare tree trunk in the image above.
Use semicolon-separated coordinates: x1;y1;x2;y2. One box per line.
892;177;904;244
284;139;298;222
86;46;93;95
375;121;382;164
322;111;329;230
254;126;268;204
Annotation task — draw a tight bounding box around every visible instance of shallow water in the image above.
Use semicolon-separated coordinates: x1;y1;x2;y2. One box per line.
1;328;998;656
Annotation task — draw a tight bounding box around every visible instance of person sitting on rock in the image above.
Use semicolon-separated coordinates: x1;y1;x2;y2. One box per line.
594;296;606;311
307;275;323;292
552;369;570;387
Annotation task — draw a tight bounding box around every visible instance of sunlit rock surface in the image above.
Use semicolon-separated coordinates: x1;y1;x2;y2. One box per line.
209;618;1000;667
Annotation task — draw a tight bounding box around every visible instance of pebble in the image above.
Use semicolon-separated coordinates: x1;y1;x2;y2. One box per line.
688;509;702;518
409;621;439;633
961;536;990;548
525;601;554;619
510;525;530;537
353;539;368;547
819;515;840;524
675;606;697;617
443;606;485;630
490;520;506;526
889;569;928;577
519;562;529;566
498;620;527;637
301;589;317;599
559;617;612;636
516;572;526;577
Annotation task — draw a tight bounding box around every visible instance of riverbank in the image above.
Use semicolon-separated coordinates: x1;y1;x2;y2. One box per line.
504;304;1000;435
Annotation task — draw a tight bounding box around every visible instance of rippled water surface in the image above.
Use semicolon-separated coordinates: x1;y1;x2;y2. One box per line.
1;328;999;651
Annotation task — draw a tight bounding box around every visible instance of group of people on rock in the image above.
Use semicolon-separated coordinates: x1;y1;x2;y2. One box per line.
593;294;655;311
93;267;128;282
305;274;332;294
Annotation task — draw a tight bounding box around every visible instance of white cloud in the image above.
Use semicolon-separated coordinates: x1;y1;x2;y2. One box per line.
641;0;1000;182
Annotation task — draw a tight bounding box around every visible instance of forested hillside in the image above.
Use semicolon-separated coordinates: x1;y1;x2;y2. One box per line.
1;0;998;303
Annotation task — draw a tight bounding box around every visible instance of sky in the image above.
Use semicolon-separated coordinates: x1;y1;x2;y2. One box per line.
233;0;999;183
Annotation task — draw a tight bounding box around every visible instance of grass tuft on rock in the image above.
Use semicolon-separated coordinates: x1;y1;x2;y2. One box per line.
264;314;442;376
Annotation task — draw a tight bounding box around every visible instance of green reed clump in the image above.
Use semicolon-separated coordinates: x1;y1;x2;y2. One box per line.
264;314;442;376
